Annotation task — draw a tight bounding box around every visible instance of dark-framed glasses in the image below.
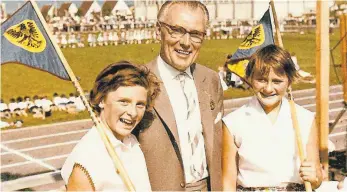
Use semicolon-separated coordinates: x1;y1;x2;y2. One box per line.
158;21;205;43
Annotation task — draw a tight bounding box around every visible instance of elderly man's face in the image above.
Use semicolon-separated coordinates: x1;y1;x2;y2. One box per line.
158;5;206;71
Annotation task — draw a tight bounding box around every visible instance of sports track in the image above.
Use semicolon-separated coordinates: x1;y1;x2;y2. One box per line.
1;85;346;191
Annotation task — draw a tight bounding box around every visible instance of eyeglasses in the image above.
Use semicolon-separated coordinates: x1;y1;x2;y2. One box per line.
158;21;205;43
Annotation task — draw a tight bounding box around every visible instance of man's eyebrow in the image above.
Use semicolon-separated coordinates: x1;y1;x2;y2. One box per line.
189;30;205;34
170;24;204;32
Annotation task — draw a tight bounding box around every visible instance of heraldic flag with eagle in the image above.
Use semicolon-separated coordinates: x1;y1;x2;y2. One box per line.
226;8;274;79
1;1;70;80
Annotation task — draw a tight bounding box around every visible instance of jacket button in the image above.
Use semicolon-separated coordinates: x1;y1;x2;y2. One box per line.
180;182;185;188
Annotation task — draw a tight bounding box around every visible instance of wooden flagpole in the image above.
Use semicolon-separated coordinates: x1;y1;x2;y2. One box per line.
340;14;347;103
29;0;135;191
270;0;312;191
270;0;283;47
316;0;330;181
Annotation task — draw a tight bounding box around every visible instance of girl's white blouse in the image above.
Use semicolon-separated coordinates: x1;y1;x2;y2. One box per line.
61;127;151;191
222;96;314;187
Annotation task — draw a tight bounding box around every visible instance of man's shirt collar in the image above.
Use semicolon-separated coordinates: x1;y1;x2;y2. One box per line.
157;56;193;80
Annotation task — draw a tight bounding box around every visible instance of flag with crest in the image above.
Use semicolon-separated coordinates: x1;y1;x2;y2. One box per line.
1;1;70;80
226;8;274;79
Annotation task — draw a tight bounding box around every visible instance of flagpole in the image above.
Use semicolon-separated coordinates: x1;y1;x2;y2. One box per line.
29;0;135;191
270;0;312;191
340;14;347;104
316;0;330;181
269;0;283;47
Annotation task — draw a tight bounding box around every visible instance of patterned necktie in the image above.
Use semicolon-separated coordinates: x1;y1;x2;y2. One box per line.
177;73;196;119
177;73;205;180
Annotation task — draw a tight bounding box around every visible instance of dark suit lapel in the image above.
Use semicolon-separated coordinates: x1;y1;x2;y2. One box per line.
147;59;180;147
192;64;214;169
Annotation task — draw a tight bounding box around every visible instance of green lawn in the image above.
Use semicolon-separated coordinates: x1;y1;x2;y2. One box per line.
1;32;344;127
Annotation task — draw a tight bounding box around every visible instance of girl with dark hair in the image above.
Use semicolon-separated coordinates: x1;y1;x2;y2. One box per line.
61;61;160;191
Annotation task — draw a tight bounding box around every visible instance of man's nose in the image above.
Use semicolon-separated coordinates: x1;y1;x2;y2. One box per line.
179;33;190;48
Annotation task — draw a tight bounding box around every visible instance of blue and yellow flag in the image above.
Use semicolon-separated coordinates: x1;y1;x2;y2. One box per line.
227;8;274;78
1;1;70;80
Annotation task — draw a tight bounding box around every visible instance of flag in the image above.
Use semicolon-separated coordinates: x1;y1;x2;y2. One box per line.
1;2;136;189
226;8;274;78
227;60;249;78
1;1;70;80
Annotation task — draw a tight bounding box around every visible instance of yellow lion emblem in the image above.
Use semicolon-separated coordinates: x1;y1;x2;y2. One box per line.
239;24;265;50
4;19;46;53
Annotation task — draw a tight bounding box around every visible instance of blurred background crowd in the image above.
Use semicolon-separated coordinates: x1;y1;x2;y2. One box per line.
1;0;346;48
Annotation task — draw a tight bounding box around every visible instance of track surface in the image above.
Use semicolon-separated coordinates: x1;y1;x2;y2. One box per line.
1;85;346;190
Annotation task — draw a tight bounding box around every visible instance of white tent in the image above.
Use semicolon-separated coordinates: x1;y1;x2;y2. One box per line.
113;0;131;16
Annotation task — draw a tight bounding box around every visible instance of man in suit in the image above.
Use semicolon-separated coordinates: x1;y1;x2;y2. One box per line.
138;1;224;191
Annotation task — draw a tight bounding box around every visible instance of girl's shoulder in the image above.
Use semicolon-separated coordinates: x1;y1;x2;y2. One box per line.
294;101;314;117
73;128;104;154
63;128;107;170
223;104;249;122
223;98;256;124
222;101;253;135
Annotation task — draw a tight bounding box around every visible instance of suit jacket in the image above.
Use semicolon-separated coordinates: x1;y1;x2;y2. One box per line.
137;58;224;191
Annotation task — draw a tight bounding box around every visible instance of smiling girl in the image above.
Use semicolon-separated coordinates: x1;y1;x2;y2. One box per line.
61;61;160;191
222;45;322;191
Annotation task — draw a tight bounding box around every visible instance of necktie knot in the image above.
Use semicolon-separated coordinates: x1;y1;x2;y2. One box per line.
177;72;187;84
177;72;195;119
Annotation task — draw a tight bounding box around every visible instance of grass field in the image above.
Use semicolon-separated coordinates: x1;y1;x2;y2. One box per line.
1;32;344;127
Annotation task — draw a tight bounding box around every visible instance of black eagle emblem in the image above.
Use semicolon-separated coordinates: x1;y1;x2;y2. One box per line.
5;21;43;48
240;25;263;48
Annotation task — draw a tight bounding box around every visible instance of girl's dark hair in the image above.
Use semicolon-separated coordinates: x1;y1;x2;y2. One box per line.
89;61;161;133
246;44;299;84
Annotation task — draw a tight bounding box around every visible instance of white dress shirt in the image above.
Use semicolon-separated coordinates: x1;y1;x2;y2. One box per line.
61;127;151;191
157;56;208;184
222;97;314;187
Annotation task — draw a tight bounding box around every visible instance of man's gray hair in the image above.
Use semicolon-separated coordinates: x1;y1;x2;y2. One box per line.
157;1;209;26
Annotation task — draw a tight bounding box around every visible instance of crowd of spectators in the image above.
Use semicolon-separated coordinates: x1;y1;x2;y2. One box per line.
0;93;86;129
45;14;254;48
52;28;159;48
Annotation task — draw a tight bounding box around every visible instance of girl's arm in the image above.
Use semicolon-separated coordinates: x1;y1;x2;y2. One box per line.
222;123;238;191
300;119;323;189
66;164;95;191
